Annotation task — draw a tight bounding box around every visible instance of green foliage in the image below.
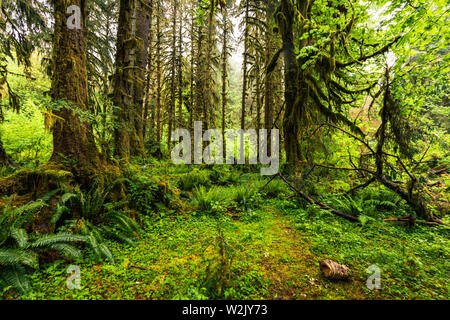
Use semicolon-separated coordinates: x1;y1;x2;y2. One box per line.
125;174;159;215
52;182;141;264
178;169;211;191
0;201;84;294
260;179;288;198
201;223;235;299
144;136;164;159
231;185;254;208
1;0;449;302
209;166;241;185
0;101;52;165
0;199;45;246
193;186;227;213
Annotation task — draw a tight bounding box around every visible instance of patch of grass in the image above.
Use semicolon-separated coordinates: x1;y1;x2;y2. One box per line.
274;196;450;299
4;173;449;301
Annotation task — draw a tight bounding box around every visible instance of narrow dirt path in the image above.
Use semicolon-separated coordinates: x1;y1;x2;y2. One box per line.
255;206;367;299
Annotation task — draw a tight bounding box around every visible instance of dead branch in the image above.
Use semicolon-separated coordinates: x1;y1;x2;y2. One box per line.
383;215;416;227
276;172;359;222
130;265;149;271
346;178;376;195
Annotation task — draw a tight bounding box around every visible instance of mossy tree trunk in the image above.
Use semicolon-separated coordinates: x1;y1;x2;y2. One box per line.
241;0;249;131
155;0;162;143
113;0;148;159
177;9;184;128
167;0;177;150
264;0;277;155
277;0;304;165
50;0;102;179
131;0;151;156
142;3;154;140
221;6;230;157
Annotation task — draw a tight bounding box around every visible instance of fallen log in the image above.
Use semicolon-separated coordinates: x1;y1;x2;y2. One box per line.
276;173;359;222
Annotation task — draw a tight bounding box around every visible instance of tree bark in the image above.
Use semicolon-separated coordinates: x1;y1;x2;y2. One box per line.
241;0;249;131
50;0;102;179
221;7;229;157
155;0;162;142
277;0;303;165
264;0;276;154
143;2;154;140
167;0;178;150
131;0;151;156
113;0;137;159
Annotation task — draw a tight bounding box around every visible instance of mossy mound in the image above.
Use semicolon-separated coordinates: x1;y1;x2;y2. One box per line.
0;165;73;198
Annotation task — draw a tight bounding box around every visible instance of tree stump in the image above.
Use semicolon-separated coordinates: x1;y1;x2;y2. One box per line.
319;259;350;280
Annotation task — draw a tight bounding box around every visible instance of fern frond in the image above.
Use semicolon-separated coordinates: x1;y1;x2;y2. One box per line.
47;243;83;259
1;265;30;294
104;211;140;233
29;233;86;249
61;192;79;204
40;189;60;203
50;203;70;224
0;248;38;269
10;228;28;248
100;226;136;247
98;243;115;264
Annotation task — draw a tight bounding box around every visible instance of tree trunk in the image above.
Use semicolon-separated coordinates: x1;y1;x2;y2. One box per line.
241;1;249;131
177;9;183;128
221;8;229;157
143;2;154;140
255;65;261;157
264;0;276;154
155;0;162;142
189;3;195;134
113;0;137;159
131;0;150;156
50;0;102;179
277;0;304;165
167;0;178;150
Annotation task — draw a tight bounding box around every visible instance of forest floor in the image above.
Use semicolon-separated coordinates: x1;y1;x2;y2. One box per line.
10;165;448;300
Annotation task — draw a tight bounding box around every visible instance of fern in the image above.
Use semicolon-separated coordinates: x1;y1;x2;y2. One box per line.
40;189;60;203
193;186;227;212
10;228;28;248
51;181;141;264
46;243;83;259
0;249;38;269
0;200;45;246
29;233;86;249
2;265;30;294
50;203;70;224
